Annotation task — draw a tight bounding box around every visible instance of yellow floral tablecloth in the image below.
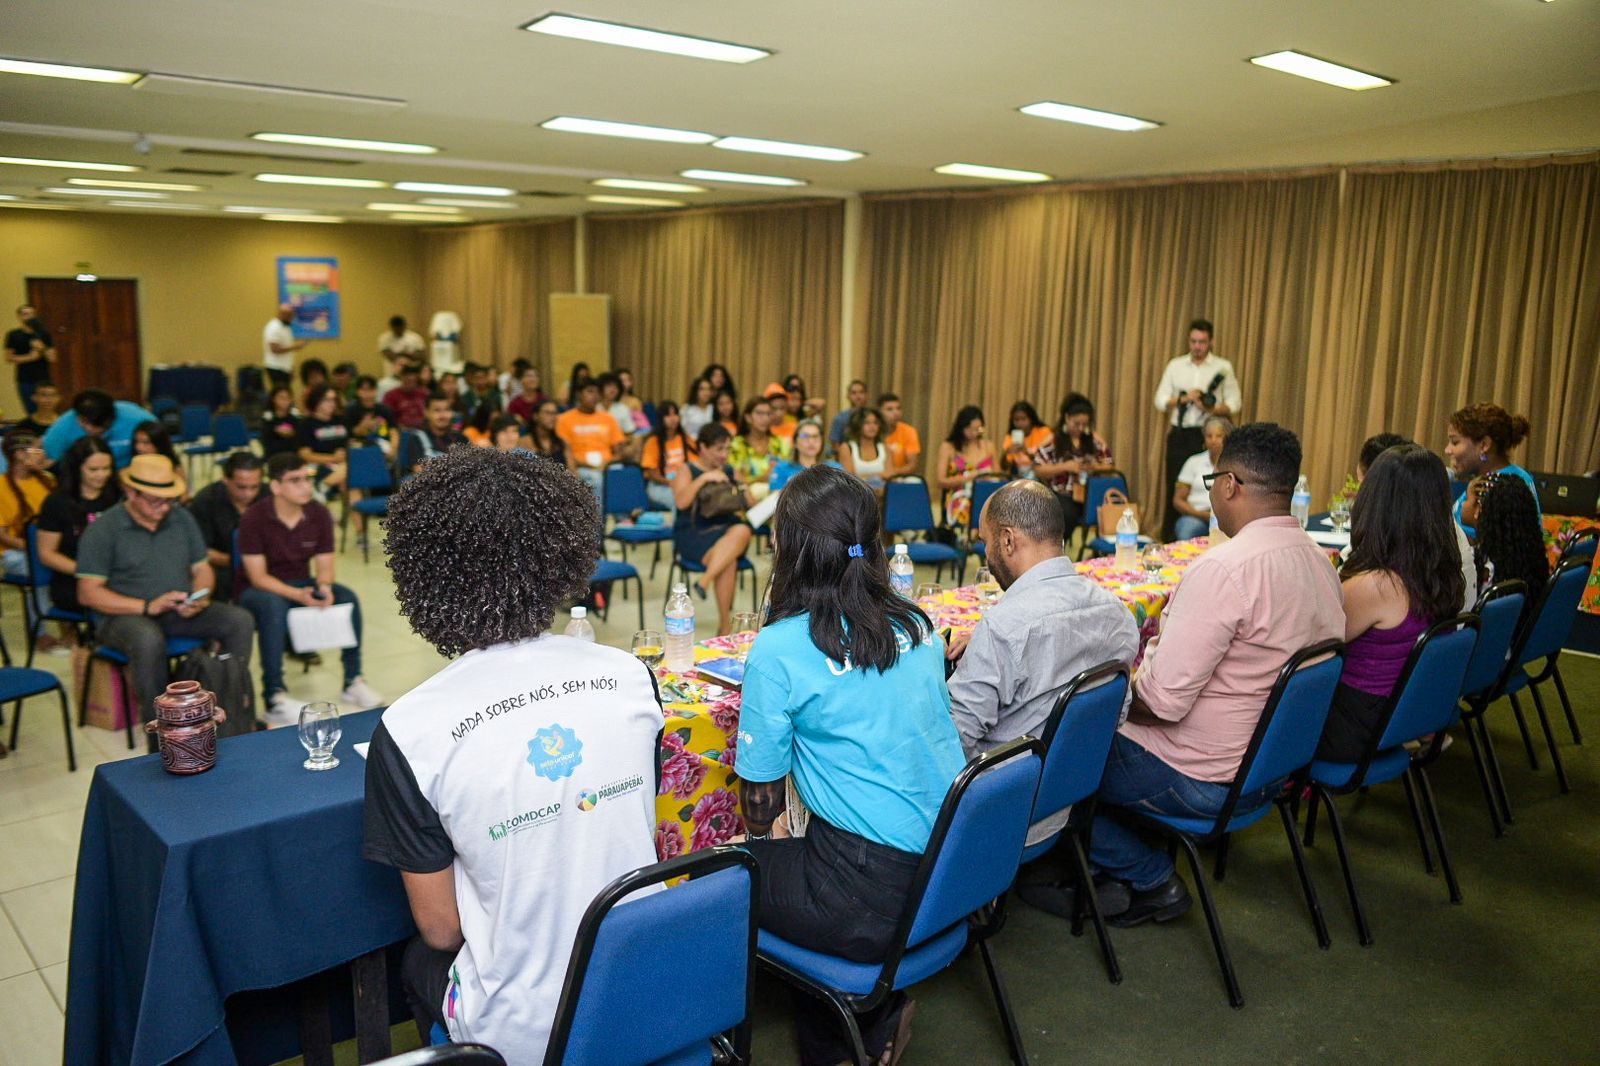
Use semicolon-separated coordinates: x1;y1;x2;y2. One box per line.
1543;515;1600;615
651;637;748;860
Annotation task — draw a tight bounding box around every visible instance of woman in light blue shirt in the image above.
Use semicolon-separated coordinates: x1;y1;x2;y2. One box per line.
1444;402;1538;537
736;464;963;1066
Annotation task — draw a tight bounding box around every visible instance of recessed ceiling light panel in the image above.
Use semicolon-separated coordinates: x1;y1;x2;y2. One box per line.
366;202;461;213
679;168;807;187
225;205;311;214
393;181;515;196
253;132;438;154
254;173;388;188
592;178;705;193
418;198;518;209
542;116;715;144
0;155;141;172
524;14;770;64
108;201;203;210
1248;50;1393;90
388;213;468;222
0;57;142;84
1019;101;1161;132
587;194;686;207
262;214;344;223
66;177;205;192
711;136;862;161
44;186;168;198
935;163;1052;183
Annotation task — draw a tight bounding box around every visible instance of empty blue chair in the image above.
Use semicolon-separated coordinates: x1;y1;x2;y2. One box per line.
183;412;251;482
1304;617;1479;944
342;446;395;562
175;403;212;444
603;463;672;579
1018;661;1129;984
1456;581;1528;836
1116;640;1344;1008
591;558;645;631
884;477;966;585
759;739;1043;1066
964;475;1009;564
1494;558;1590;793
2;667;75;771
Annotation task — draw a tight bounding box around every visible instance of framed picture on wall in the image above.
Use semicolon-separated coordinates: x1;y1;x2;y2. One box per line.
277;256;341;339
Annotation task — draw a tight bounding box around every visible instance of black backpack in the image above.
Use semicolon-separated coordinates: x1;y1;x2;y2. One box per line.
173;649;258;740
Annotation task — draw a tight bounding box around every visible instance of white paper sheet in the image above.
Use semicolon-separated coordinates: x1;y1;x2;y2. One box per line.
286;602;358;651
353;742;370;760
745;488;781;529
1307;529;1351;549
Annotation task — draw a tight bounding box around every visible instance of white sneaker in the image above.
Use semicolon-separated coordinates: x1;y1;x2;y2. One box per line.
263;692;299;727
342;676;384;710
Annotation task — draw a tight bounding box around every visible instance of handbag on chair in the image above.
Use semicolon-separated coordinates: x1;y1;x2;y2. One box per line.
1096;488;1143;538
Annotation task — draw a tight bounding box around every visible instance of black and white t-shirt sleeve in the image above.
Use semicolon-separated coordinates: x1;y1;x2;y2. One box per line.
363;720;454;873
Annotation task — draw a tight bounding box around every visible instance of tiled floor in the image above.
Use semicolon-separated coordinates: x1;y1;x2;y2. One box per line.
0;518;773;1066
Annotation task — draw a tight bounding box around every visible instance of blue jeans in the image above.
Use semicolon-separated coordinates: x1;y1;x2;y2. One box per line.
239;580;362;698
1173;514;1209;541
1090;734;1276;890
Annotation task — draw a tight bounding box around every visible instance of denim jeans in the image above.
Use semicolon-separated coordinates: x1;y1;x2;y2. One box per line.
1173;514;1209;541
239;580;362;698
1090;733;1277;890
575;465;603;501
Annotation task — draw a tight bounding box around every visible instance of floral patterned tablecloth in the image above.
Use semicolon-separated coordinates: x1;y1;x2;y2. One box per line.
652;636;748;859
1543;515;1600;615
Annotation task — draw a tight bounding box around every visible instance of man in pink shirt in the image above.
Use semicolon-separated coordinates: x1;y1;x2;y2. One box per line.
1091;423;1344;926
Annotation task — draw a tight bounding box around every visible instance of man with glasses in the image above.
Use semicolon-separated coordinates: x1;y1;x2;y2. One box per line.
238;453;381;724
76;454;255;743
1088;423;1343;926
188;451;266;602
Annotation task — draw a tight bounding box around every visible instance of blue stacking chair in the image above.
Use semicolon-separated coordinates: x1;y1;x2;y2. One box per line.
759;739;1043;1066
1080;472;1152;558
591;557;645;630
1017;660;1129;984
22;522;89;667
342;446;395;562
665;555;758;613
182;413;250;482
1116;639;1344;1008
174;403;212;445
2;667;75;771
149;395;180;419
1456;581;1528;836
962;475;1009;566
602;463;672;580
1303;617;1479;944
883;477;966;585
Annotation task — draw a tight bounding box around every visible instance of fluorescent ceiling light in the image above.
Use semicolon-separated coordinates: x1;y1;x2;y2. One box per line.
592;178;705;193
418;198;517;209
587;195;685;207
225;205;311;214
712;136;861;162
108;200;203;209
1248;50;1393;90
366;202;461;213
0;202;75;210
255;173;388;188
253;132;438;154
0;194;15;201
935;163;1051;183
0;155;140;172
541;116;714;144
523;14;769;64
393;181;515;196
679;168;807;187
44;186;168;198
1019;101;1161;132
388;213;467;222
66;177;204;192
0;57;142;85
262;214;343;223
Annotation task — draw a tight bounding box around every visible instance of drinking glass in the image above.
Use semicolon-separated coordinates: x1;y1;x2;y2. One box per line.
298;701;341;771
730;612;761;660
631;630;664;670
1330;502;1351;533
915;582;943;602
1141;547;1166;584
973;568;1001;609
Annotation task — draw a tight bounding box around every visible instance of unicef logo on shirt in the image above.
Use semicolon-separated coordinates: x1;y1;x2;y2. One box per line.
527;724;583;780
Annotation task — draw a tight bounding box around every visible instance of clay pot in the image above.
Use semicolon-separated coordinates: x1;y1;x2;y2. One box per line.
144;680;228;775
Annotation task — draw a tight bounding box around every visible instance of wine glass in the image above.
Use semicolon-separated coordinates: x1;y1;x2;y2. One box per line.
730;612;760;660
631;630;664;670
973;567;1001;609
915;582;943;603
1141;547;1166;584
1329;499;1351;533
298;701;341;771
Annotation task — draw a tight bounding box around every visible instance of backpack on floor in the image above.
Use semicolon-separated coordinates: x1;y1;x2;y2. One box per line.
174;649;258;738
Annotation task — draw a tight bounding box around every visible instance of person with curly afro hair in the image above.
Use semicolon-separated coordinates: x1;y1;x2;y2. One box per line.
1465;471;1549;605
365;445;665;1062
1444;402;1539;537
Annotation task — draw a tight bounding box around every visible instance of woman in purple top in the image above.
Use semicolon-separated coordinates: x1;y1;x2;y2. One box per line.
1316;444;1466;762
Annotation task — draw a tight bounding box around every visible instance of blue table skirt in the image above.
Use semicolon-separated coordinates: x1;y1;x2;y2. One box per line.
148;367;230;410
65;709;415;1066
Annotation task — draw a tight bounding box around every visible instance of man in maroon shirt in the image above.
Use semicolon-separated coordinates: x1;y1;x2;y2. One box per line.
238;453;383;723
382;360;430;431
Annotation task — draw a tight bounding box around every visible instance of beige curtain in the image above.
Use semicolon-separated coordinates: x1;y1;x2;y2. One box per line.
586;201;842;409
417;218;576;373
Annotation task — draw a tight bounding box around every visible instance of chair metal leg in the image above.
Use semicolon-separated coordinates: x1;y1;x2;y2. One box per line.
1460;714;1505;837
1302;787;1321;847
78;653;93;728
1174;833;1243;1009
1212;833;1231;882
1067;831;1121;984
57;687;76;772
1276;799;1331;948
1527;684;1571;795
1399;770;1435;873
1508;693;1539;769
6;699;19;751
1477;712;1514;824
633;576;645;631
977;937;1030;1066
1412;767;1462;903
1550;664;1581;745
1314;786;1373;945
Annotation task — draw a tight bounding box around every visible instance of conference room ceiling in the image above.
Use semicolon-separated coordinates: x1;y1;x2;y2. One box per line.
2;0;1597;224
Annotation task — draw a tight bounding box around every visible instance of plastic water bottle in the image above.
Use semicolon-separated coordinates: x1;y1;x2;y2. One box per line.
890;544;914;598
564;606;595;642
665;584;696;671
1291;475;1312;529
1115;508;1139;568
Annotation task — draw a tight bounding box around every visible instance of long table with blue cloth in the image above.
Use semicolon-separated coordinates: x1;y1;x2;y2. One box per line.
147;365;231;410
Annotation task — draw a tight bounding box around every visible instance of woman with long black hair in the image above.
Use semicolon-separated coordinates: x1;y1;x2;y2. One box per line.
736;465;964;1066
1466;472;1549;604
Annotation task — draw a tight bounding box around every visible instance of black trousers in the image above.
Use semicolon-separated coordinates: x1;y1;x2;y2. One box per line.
743;818;923;1066
265;367;291;390
401;937;454;1042
1055;492;1084;545
1162;425;1204;540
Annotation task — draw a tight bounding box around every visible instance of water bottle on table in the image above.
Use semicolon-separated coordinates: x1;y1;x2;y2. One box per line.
1291;475;1312;529
564;606;595;642
1115;508;1139;568
890;544;914;597
665;583;696;671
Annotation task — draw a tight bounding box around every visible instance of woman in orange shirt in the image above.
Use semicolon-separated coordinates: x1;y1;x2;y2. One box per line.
713;390;740;436
642;402;695;511
1002;401;1053;476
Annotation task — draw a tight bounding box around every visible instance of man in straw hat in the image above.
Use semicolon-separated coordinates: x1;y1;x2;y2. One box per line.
77;454;255;743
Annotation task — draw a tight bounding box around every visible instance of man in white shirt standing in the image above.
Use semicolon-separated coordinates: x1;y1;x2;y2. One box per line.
378;315;426;378
1152;319;1241;540
262;303;306;389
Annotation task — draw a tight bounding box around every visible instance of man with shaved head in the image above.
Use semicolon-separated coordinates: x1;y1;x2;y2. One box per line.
263;302;308;389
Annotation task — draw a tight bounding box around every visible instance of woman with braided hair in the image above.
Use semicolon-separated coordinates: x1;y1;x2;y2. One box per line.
1464;471;1549;605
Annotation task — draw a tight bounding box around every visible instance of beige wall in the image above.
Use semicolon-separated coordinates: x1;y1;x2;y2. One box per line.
0;210;422;415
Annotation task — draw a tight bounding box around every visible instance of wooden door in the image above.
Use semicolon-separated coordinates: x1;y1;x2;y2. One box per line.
25;278;143;402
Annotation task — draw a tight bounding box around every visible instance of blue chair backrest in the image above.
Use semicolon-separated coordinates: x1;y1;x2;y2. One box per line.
1378;619;1479;748
1558;530;1597;565
150;396;180;417
884;478;936;534
602;463;651;517
548;850;756;1066
211;413;250;449
1083;474;1128;522
968;477;1008;534
1462;582;1525;697
346;445;393;492
179;404;212;440
1236;642;1344;796
1033;663;1128;824
906;743;1042;947
1515;559;1588;665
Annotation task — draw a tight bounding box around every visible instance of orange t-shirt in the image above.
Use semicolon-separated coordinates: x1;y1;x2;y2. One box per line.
641;434;690;474
883;421;922;469
771;416;799;441
556;409;626;467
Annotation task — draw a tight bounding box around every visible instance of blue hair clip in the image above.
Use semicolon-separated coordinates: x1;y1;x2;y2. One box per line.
847;543;865;558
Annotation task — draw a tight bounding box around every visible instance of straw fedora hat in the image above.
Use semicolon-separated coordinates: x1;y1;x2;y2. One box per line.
119;453;187;498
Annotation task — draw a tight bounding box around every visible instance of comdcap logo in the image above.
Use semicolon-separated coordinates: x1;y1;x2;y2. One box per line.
487;803;561;841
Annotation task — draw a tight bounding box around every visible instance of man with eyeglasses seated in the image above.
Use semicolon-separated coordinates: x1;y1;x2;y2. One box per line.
237;454;382;725
1088;423;1344;926
75;454;255;747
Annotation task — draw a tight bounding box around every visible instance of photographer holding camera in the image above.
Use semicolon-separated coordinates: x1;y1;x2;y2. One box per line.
1153;319;1241;540
5;303;58;413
